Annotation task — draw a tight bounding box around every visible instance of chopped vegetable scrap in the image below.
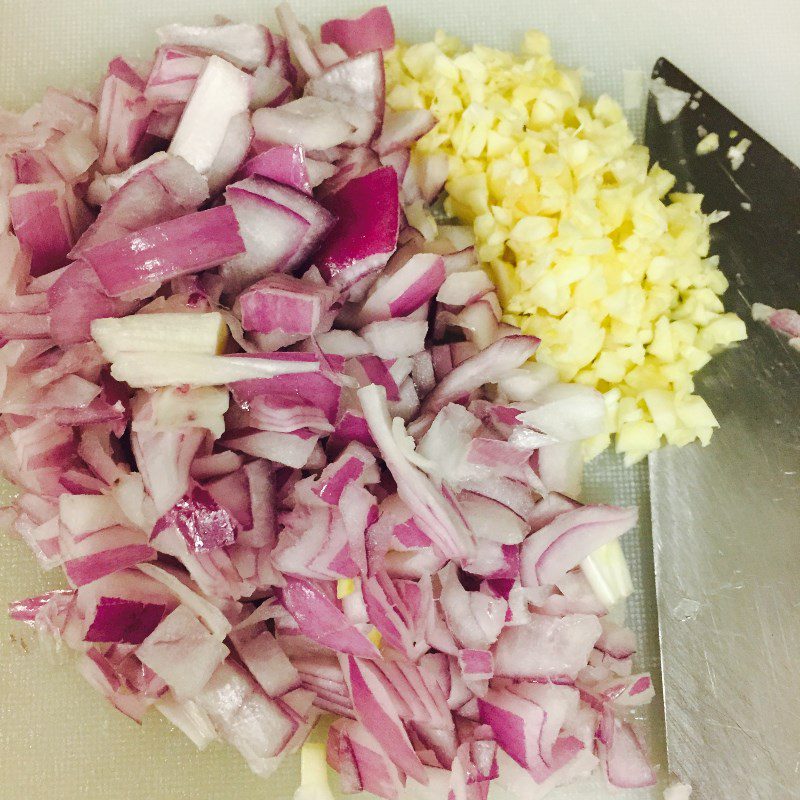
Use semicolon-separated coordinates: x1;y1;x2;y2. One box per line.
384;32;747;463
695;132;719;156
0;4;664;798
752;303;800;351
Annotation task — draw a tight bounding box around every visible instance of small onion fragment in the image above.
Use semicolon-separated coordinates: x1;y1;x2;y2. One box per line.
320;7;396;57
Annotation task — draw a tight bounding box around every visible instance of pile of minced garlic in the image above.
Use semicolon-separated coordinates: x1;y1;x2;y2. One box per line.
384;31;747;463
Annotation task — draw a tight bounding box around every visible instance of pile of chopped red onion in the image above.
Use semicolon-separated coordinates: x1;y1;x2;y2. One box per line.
1;4;656;796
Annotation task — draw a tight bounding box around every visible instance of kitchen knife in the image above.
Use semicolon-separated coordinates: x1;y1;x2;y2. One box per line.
645;59;800;800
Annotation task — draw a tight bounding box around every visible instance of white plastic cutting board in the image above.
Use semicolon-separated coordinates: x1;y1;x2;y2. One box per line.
0;3;797;800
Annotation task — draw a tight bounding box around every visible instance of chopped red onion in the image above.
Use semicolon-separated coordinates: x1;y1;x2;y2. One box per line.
517;383;606;443
8;589;74;627
344;655;428;783
222;183;310;291
753;302;800;349
281;576;380;659
494;613;602;680
83;205;245;296
168;55;251;175
156;22;269;71
597;709;657;788
48;261;134;345
153;484;239;552
206;112;253;195
360;318;428;359
458;648;494;681
766;307;800;338
421;335;540;417
253;97;355;151
137;605;229;699
305;51;385;147
2;6;654;794
240;146;313;195
237;273;337;342
521;505;637;588
84;596;166;644
376;109;436;155
439;562;506;649
595;616;638;660
478;687;551;777
77;648;152;723
275;2;323;80
220;177;335;291
315;166;399;289
320;7;396;57
64;542;157;587
9;182;76;277
250;64;292;110
95;71;151;174
357;252;445;323
144;47;206;110
328;718;404;798
230;626;301;697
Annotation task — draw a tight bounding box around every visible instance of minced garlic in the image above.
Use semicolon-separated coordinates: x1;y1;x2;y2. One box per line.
696;132;720;155
385;32;746;463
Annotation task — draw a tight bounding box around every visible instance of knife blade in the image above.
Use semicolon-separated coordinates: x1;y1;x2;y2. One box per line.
645;58;800;799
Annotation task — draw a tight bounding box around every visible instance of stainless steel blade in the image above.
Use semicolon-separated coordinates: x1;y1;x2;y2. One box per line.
646;59;800;799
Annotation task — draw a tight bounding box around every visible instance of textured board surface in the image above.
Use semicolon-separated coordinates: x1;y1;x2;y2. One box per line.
0;2;797;799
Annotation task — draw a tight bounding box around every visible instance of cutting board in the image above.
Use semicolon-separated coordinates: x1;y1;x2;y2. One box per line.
0;2;797;799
